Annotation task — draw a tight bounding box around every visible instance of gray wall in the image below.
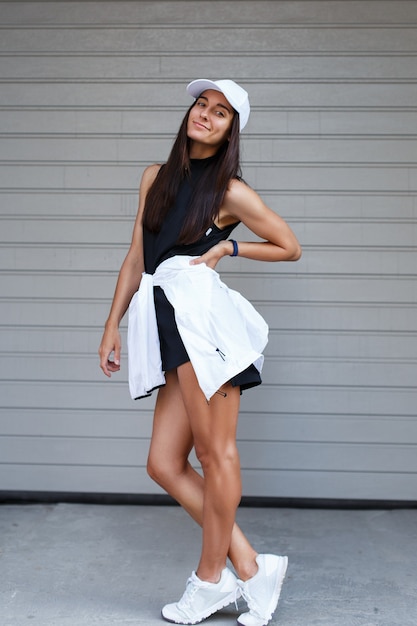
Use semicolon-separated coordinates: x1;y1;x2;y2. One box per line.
1;1;416;501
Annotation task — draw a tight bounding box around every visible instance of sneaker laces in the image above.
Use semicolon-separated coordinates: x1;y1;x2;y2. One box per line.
177;576;200;610
233;585;241;611
237;581;265;620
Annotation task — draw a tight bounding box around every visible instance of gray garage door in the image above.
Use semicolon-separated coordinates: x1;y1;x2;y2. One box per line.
1;1;416;501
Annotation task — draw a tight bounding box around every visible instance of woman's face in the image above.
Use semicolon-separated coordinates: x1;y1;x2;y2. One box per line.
187;89;235;155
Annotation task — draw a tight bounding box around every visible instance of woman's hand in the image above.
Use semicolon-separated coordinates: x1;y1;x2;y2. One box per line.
189;240;232;269
98;323;121;378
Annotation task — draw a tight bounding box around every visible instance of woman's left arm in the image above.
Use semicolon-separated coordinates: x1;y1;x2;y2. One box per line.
191;179;302;268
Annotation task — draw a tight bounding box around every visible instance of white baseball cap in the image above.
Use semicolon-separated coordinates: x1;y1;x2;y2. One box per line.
186;78;250;131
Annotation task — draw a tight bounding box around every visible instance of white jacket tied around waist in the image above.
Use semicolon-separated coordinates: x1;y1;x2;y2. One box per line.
127;255;269;401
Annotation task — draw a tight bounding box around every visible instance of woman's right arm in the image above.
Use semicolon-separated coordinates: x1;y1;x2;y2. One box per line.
98;164;160;377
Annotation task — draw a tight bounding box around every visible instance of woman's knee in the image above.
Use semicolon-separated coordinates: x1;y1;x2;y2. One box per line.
146;449;187;488
146;452;162;484
146;450;170;486
195;441;240;475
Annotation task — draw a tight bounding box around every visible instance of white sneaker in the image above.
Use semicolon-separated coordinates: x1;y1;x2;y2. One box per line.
161;566;239;624
237;554;288;626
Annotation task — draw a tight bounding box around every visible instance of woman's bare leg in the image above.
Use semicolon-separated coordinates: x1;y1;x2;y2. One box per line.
147;367;258;581
177;362;241;581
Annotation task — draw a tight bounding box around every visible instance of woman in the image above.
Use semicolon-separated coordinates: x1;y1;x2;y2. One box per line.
99;79;301;626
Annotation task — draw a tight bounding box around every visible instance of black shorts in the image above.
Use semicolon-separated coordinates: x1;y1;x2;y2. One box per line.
154;286;262;392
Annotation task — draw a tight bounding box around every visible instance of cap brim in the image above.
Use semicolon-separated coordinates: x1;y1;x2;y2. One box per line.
186;79;223;99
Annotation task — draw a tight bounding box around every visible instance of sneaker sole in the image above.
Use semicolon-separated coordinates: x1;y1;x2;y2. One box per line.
161;589;237;625
237;555;288;626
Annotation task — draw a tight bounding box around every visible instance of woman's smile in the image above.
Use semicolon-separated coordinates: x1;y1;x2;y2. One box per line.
193;119;209;131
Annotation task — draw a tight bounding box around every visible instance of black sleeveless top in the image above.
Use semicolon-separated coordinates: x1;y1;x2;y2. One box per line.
142;156;262;392
143;156;238;274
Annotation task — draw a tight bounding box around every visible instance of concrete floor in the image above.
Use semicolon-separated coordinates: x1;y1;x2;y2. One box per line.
1;503;416;626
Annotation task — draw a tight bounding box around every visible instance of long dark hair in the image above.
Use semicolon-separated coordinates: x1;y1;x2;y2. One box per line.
142;101;241;244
